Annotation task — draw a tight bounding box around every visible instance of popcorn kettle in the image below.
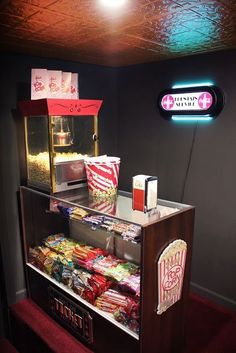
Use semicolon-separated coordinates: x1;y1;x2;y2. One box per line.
53;116;73;147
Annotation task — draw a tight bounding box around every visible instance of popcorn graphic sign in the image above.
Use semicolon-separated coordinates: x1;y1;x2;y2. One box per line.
157;239;187;315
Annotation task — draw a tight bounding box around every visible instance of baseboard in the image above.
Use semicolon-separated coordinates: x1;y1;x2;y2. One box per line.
15;289;27;302
190;282;236;311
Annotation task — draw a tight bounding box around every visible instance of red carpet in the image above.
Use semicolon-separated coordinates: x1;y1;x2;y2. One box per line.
7;295;236;353
10;299;93;353
0;338;19;353
183;294;236;353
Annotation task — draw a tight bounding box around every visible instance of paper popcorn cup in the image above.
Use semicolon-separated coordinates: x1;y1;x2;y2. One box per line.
84;156;120;197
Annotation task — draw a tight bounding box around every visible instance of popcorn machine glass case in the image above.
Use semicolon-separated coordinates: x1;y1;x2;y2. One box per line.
19;99;103;193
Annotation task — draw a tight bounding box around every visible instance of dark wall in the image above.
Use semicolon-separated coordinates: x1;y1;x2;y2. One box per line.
0;53;118;305
0;244;8;337
1;49;236;311
117;49;236;309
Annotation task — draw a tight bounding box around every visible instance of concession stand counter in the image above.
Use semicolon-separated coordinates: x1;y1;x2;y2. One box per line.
20;186;194;353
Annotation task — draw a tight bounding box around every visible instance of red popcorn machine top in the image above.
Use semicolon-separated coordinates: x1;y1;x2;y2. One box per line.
19;98;103;193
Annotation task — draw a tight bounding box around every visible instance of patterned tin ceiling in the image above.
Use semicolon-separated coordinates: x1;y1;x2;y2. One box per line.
1;0;236;67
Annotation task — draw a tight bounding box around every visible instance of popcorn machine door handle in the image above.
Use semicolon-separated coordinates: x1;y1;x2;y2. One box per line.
92;133;98;142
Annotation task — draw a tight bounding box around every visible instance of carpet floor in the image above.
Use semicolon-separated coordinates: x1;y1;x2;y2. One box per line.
184;294;236;353
2;294;235;353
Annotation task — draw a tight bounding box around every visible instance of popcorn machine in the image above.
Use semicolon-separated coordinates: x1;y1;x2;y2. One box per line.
19;99;103;193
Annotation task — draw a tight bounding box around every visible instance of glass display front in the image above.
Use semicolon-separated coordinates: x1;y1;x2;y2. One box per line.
22;187;141;338
20;186;193;346
25;115;50;189
52;115;95;156
25;114;97;193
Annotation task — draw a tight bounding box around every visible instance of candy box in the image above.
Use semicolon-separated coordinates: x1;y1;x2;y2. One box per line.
132;175;158;213
31;68;49;100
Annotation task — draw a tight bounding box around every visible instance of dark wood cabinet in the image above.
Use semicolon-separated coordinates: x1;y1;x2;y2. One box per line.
20;186;194;353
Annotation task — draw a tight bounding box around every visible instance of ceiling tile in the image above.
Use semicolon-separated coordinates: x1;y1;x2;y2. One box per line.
1;0;236;66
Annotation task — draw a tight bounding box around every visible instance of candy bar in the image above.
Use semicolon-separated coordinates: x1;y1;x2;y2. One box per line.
121;224;141;242
83;215;104;229
70;207;89;219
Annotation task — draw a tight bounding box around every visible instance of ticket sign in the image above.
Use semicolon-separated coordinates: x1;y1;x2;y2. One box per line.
158;85;224;119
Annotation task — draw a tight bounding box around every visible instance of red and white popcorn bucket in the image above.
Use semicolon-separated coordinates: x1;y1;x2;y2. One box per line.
89;197;117;215
84;156;120;197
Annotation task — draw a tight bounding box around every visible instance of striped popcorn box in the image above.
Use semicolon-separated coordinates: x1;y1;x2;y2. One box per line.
157;239;187;315
84;156;120;197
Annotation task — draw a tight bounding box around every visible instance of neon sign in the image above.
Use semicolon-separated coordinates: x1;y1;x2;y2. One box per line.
158;85;224;121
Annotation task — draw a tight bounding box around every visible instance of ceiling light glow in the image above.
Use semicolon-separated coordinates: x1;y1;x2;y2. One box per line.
100;0;127;7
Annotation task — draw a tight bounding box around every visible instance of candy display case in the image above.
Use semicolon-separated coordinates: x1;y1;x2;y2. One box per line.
19;99;103;193
20;186;194;353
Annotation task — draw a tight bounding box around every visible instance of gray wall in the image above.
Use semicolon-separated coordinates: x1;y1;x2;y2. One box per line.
0;53;118;305
117;49;236;309
0;49;236;312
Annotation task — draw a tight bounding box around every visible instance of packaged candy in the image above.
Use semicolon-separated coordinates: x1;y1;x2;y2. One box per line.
57;204;89;221
112;222;131;235
88;274;111;297
83;215;104;230
121;224;141;242
118;274;140;297
51;258;64;282
43;234;77;258
72;245;104;270
95;289;137;316
71;268;112;304
71;269;96;303
70;207;89;220
106;262;139;282
114;308;140;334
43;252;58;275
44;234;65;248
57;204;74;218
92;255;124;276
61;267;73;287
28;246;52;271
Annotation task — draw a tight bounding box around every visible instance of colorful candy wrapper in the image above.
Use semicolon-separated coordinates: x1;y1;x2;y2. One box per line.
92;255;124;275
118;274;140;297
61;267;73;287
114;308;139;334
51;258;64;282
